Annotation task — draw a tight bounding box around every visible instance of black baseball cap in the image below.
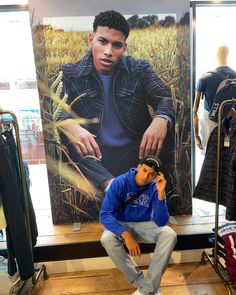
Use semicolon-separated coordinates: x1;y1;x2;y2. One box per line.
140;155;162;173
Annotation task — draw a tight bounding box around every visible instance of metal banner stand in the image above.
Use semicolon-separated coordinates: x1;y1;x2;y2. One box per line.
0;110;47;295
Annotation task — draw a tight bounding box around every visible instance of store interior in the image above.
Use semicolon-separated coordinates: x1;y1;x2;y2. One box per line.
0;0;236;294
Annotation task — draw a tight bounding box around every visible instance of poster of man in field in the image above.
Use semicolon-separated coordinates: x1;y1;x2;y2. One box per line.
31;10;191;224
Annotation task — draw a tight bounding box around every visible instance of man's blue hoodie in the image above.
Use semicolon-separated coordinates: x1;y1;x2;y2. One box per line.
99;168;170;237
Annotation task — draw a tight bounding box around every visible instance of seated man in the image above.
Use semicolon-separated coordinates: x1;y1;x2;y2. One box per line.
99;155;177;295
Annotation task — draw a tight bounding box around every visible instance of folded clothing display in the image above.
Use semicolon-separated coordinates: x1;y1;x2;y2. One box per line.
211;223;236;281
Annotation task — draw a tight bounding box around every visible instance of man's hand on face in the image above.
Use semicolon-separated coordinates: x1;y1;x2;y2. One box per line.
155;172;166;201
139;117;168;159
61;119;102;159
121;231;141;257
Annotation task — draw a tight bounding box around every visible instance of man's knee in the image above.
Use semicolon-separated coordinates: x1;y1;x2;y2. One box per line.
78;156;114;190
100;230;118;247
160;226;177;245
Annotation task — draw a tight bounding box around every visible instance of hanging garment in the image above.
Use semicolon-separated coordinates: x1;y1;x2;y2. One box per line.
2;130;38;243
225;118;236;220
193;118;236;221
0;130;38;280
193;126;230;206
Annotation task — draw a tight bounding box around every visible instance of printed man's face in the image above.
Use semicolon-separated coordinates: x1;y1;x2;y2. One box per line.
88;26;127;74
135;164;157;187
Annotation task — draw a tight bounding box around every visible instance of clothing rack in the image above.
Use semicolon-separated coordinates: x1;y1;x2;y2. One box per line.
0;110;47;294
201;99;236;295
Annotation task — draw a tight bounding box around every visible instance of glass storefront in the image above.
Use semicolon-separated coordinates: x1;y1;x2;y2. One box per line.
0;6;51;214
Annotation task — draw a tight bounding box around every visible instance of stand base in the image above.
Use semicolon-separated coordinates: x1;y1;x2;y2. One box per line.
201;250;236;295
9;264;47;295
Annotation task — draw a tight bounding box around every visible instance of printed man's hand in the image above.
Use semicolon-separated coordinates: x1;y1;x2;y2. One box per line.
61;119;102;159
121;231;141;257
139;117;168;159
155;172;166;201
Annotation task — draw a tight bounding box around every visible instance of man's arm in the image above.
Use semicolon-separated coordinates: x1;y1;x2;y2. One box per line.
139;116;168;159
139;63;174;159
193;91;203;150
152;173;169;226
99;179;126;236
53;67;102;159
99;179;141;257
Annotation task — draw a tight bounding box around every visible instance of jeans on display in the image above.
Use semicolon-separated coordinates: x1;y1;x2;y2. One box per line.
100;221;177;295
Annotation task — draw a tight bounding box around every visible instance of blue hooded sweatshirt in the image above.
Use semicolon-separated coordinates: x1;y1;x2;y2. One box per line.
99;168;170;237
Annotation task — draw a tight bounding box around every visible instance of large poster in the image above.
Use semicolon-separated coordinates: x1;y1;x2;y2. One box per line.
29;0;191;224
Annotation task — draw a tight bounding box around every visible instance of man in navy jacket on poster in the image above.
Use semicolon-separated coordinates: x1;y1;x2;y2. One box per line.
57;10;174;195
99;156;177;295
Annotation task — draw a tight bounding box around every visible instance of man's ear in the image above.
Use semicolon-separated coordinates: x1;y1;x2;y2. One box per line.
88;33;94;48
137;163;141;170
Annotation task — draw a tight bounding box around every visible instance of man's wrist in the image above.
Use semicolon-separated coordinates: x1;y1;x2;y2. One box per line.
121;230;132;240
153;114;172;126
158;191;166;200
154;114;169;121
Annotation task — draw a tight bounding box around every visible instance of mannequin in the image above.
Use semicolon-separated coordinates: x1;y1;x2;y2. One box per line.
193;46;236;152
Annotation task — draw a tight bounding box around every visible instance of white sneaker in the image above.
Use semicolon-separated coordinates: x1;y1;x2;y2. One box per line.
132;288;163;295
0;255;8;265
155;288;163;295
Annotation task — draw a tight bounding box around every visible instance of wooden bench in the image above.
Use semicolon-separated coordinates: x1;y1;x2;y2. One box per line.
0;215;219;262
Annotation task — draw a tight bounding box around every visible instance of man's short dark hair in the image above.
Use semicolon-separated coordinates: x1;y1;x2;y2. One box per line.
140;155;162;173
93;10;130;39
